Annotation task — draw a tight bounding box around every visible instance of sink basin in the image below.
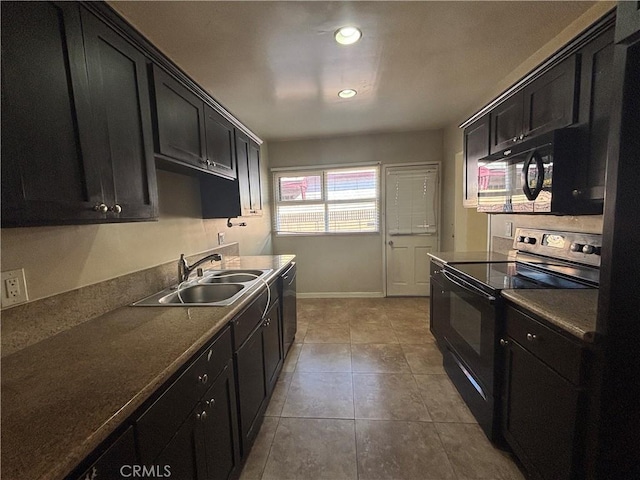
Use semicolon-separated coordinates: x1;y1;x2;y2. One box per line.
159;284;244;304
209;269;269;278
132;268;272;307
200;274;263;284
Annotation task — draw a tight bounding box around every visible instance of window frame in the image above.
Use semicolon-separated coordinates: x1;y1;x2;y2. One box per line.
272;163;381;236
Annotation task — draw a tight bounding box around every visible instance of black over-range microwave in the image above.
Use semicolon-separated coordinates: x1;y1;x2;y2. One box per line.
477;128;601;214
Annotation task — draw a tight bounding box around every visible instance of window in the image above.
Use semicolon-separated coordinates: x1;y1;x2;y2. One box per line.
273;165;380;235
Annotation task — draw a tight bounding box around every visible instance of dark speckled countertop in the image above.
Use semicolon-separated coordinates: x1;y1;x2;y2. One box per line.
1;255;295;480
501;289;599;343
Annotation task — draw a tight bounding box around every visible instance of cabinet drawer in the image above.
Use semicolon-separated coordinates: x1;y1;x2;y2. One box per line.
232;282;279;350
76;427;136;480
506;306;584;384
136;326;232;463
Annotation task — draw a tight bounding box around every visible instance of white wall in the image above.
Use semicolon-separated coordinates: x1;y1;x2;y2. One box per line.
0;147;273;303
269;130;443;295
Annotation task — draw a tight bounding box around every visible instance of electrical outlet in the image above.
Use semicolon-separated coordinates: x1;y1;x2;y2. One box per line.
505;221;513;238
218;232;225;245
1;268;28;307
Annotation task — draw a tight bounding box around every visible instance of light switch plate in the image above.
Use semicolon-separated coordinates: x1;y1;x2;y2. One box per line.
505;222;513;238
218;232;225;245
1;268;28;307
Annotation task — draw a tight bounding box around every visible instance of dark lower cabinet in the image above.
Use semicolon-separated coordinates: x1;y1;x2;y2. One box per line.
501;305;587;480
234;281;284;455
1;1;158;227
154;363;240;480
76;427;137;480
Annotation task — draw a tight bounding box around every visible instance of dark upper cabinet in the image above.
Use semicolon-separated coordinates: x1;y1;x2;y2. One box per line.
490;93;524;154
236;131;264;216
490;56;578;154
152;64;207;168
463;114;490;208
1;2;100;226
81;8;158;221
1;1;158;227
576;27;615;204
204;106;237;179
152;66;238;180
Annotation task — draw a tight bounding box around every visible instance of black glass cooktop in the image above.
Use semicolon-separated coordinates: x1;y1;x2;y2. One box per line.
447;262;594;292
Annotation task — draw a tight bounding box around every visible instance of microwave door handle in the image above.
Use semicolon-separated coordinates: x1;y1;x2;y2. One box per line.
441;270;496;305
522;150;545;201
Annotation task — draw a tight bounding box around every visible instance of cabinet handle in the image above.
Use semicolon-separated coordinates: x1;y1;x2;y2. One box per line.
109;204;122;214
526;333;537;342
199;373;209;384
499;338;509;347
205;398;216;409
93;203;108;213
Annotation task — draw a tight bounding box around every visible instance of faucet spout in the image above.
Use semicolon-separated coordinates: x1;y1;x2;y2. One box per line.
178;252;223;283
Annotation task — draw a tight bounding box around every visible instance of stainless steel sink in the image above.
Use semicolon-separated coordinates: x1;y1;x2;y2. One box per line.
132;268;272;307
159;284;244;304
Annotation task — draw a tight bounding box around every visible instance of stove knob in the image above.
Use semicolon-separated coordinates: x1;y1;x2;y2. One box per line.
570;243;584;252
524;237;537;245
582;244;600;255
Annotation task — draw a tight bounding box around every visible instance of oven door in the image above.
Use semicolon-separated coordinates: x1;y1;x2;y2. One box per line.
431;267;499;397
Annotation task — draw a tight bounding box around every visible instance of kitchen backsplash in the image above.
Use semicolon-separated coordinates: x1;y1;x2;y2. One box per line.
0;243;239;357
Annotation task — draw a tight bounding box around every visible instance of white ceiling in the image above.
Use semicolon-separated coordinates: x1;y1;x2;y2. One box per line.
110;1;598;142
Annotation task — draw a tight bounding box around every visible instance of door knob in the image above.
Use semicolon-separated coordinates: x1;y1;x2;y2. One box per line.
388;240;394;246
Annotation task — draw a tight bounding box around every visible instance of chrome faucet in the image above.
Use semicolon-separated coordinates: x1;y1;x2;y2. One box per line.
178;252;223;283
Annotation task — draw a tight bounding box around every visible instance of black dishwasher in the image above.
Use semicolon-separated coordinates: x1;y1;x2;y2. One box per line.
281;262;297;355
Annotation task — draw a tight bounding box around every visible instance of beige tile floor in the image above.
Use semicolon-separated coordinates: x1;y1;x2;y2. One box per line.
240;298;525;480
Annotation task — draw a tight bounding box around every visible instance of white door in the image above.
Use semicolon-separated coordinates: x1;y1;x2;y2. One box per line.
385;165;439;296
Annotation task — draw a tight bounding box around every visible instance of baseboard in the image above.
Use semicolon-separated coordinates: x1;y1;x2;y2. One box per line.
297;292;385;299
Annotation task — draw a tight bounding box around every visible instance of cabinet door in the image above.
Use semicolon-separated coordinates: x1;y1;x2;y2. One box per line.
235;326;267;454
463;115;490;208
204;106;237;179
248;140;263;214
201;364;241;480
76;427;137;480
154;408;207;480
235;131;252;215
429;272;449;346
81;9;158;221
503;340;581;480
263;302;283;397
490;92;524;154
577;28;615;203
523;55;578;139
153;65;206;168
1;1;104;226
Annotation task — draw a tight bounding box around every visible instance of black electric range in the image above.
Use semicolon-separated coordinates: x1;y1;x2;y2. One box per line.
429;228;601;443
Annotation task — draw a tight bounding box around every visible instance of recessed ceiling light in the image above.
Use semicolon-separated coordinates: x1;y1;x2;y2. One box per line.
334;26;362;45
338;89;357;99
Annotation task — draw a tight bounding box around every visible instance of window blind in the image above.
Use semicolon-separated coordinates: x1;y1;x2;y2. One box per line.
386;168;438;235
274;166;380;234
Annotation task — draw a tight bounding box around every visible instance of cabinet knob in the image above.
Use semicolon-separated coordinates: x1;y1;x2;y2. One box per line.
109;204;122;214
499;338;509;347
205;398;216;409
263;318;271;327
526;333;537;342
199;373;209;384
93;203;108;214
198;410;208;421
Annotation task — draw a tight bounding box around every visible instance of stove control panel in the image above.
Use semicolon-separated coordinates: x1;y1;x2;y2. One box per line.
513;228;602;267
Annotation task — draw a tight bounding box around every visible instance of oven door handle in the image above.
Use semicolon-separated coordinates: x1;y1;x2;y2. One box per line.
441;269;496;305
